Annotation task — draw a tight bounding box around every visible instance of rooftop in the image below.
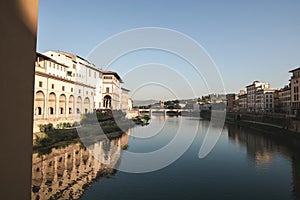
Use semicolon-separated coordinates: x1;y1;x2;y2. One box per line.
103;71;123;82
289;67;300;73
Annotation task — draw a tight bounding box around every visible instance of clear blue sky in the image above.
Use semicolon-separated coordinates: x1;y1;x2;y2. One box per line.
37;0;300;100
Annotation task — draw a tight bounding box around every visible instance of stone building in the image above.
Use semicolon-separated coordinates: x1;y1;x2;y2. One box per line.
34;52;99;132
34;51;132;132
238;91;247;112
255;88;275;113
290;67;300;116
274;86;291;114
226;93;239;111
121;88;130;112
101;71;123;110
246;81;270;112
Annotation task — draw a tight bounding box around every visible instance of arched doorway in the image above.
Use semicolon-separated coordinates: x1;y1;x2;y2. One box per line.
59;94;66;115
83;97;90;114
69;95;74;114
103;95;112;109
76;96;82;114
34;91;45;117
48;92;56;116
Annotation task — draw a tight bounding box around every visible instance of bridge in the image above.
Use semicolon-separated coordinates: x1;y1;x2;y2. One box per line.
138;108;195;116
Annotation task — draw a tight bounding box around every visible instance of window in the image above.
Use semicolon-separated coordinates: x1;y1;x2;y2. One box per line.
94;72;96;78
99;102;101;108
39;81;42;87
79;89;81;94
89;69;91;77
51;84;54;89
104;76;112;79
62;86;65;91
86;91;88;95
49;107;54;115
37;107;42;115
69;108;72;114
106;87;109;93
60;107;64;114
73;64;76;69
71;88;73;92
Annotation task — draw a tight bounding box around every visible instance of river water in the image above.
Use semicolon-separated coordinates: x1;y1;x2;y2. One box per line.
32;116;300;200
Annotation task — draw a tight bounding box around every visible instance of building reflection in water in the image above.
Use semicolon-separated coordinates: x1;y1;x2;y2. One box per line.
31;133;129;200
227;124;300;199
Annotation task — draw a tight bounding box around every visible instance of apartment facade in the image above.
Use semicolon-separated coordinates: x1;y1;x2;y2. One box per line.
226;93;239;111
275;86;291;114
255;88;275;113
246;81;270;112
290;67;300;115
238;93;248;112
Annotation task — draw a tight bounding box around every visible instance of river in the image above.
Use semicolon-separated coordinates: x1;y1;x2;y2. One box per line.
32;116;300;200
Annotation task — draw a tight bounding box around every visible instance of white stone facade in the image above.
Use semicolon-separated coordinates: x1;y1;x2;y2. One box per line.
34;51;131;132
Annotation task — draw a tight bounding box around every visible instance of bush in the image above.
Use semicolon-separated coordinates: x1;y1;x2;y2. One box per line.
38;123;54;133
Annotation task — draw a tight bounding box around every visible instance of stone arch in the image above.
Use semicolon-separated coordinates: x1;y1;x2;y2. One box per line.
103;95;112;109
48;92;56;115
83;97;90;114
35;91;44;116
76;96;82;114
69;95;74;114
59;94;66;115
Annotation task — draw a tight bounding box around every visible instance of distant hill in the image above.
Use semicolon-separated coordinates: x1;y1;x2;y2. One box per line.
132;99;159;106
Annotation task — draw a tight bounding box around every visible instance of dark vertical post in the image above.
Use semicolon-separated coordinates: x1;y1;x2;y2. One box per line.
0;0;38;199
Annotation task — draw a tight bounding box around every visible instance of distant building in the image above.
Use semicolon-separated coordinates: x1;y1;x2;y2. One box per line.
128;98;133;110
246;81;270;112
238;91;247;112
289;67;300;116
102;71;123;110
255;88;275;113
121;88;130;112
226;93;239;111
209;94;226;103
274;86;291;114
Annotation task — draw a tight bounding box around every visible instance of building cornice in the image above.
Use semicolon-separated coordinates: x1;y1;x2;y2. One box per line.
35;71;96;89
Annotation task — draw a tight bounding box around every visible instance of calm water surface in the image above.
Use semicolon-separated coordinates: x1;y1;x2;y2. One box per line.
32;116;300;200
